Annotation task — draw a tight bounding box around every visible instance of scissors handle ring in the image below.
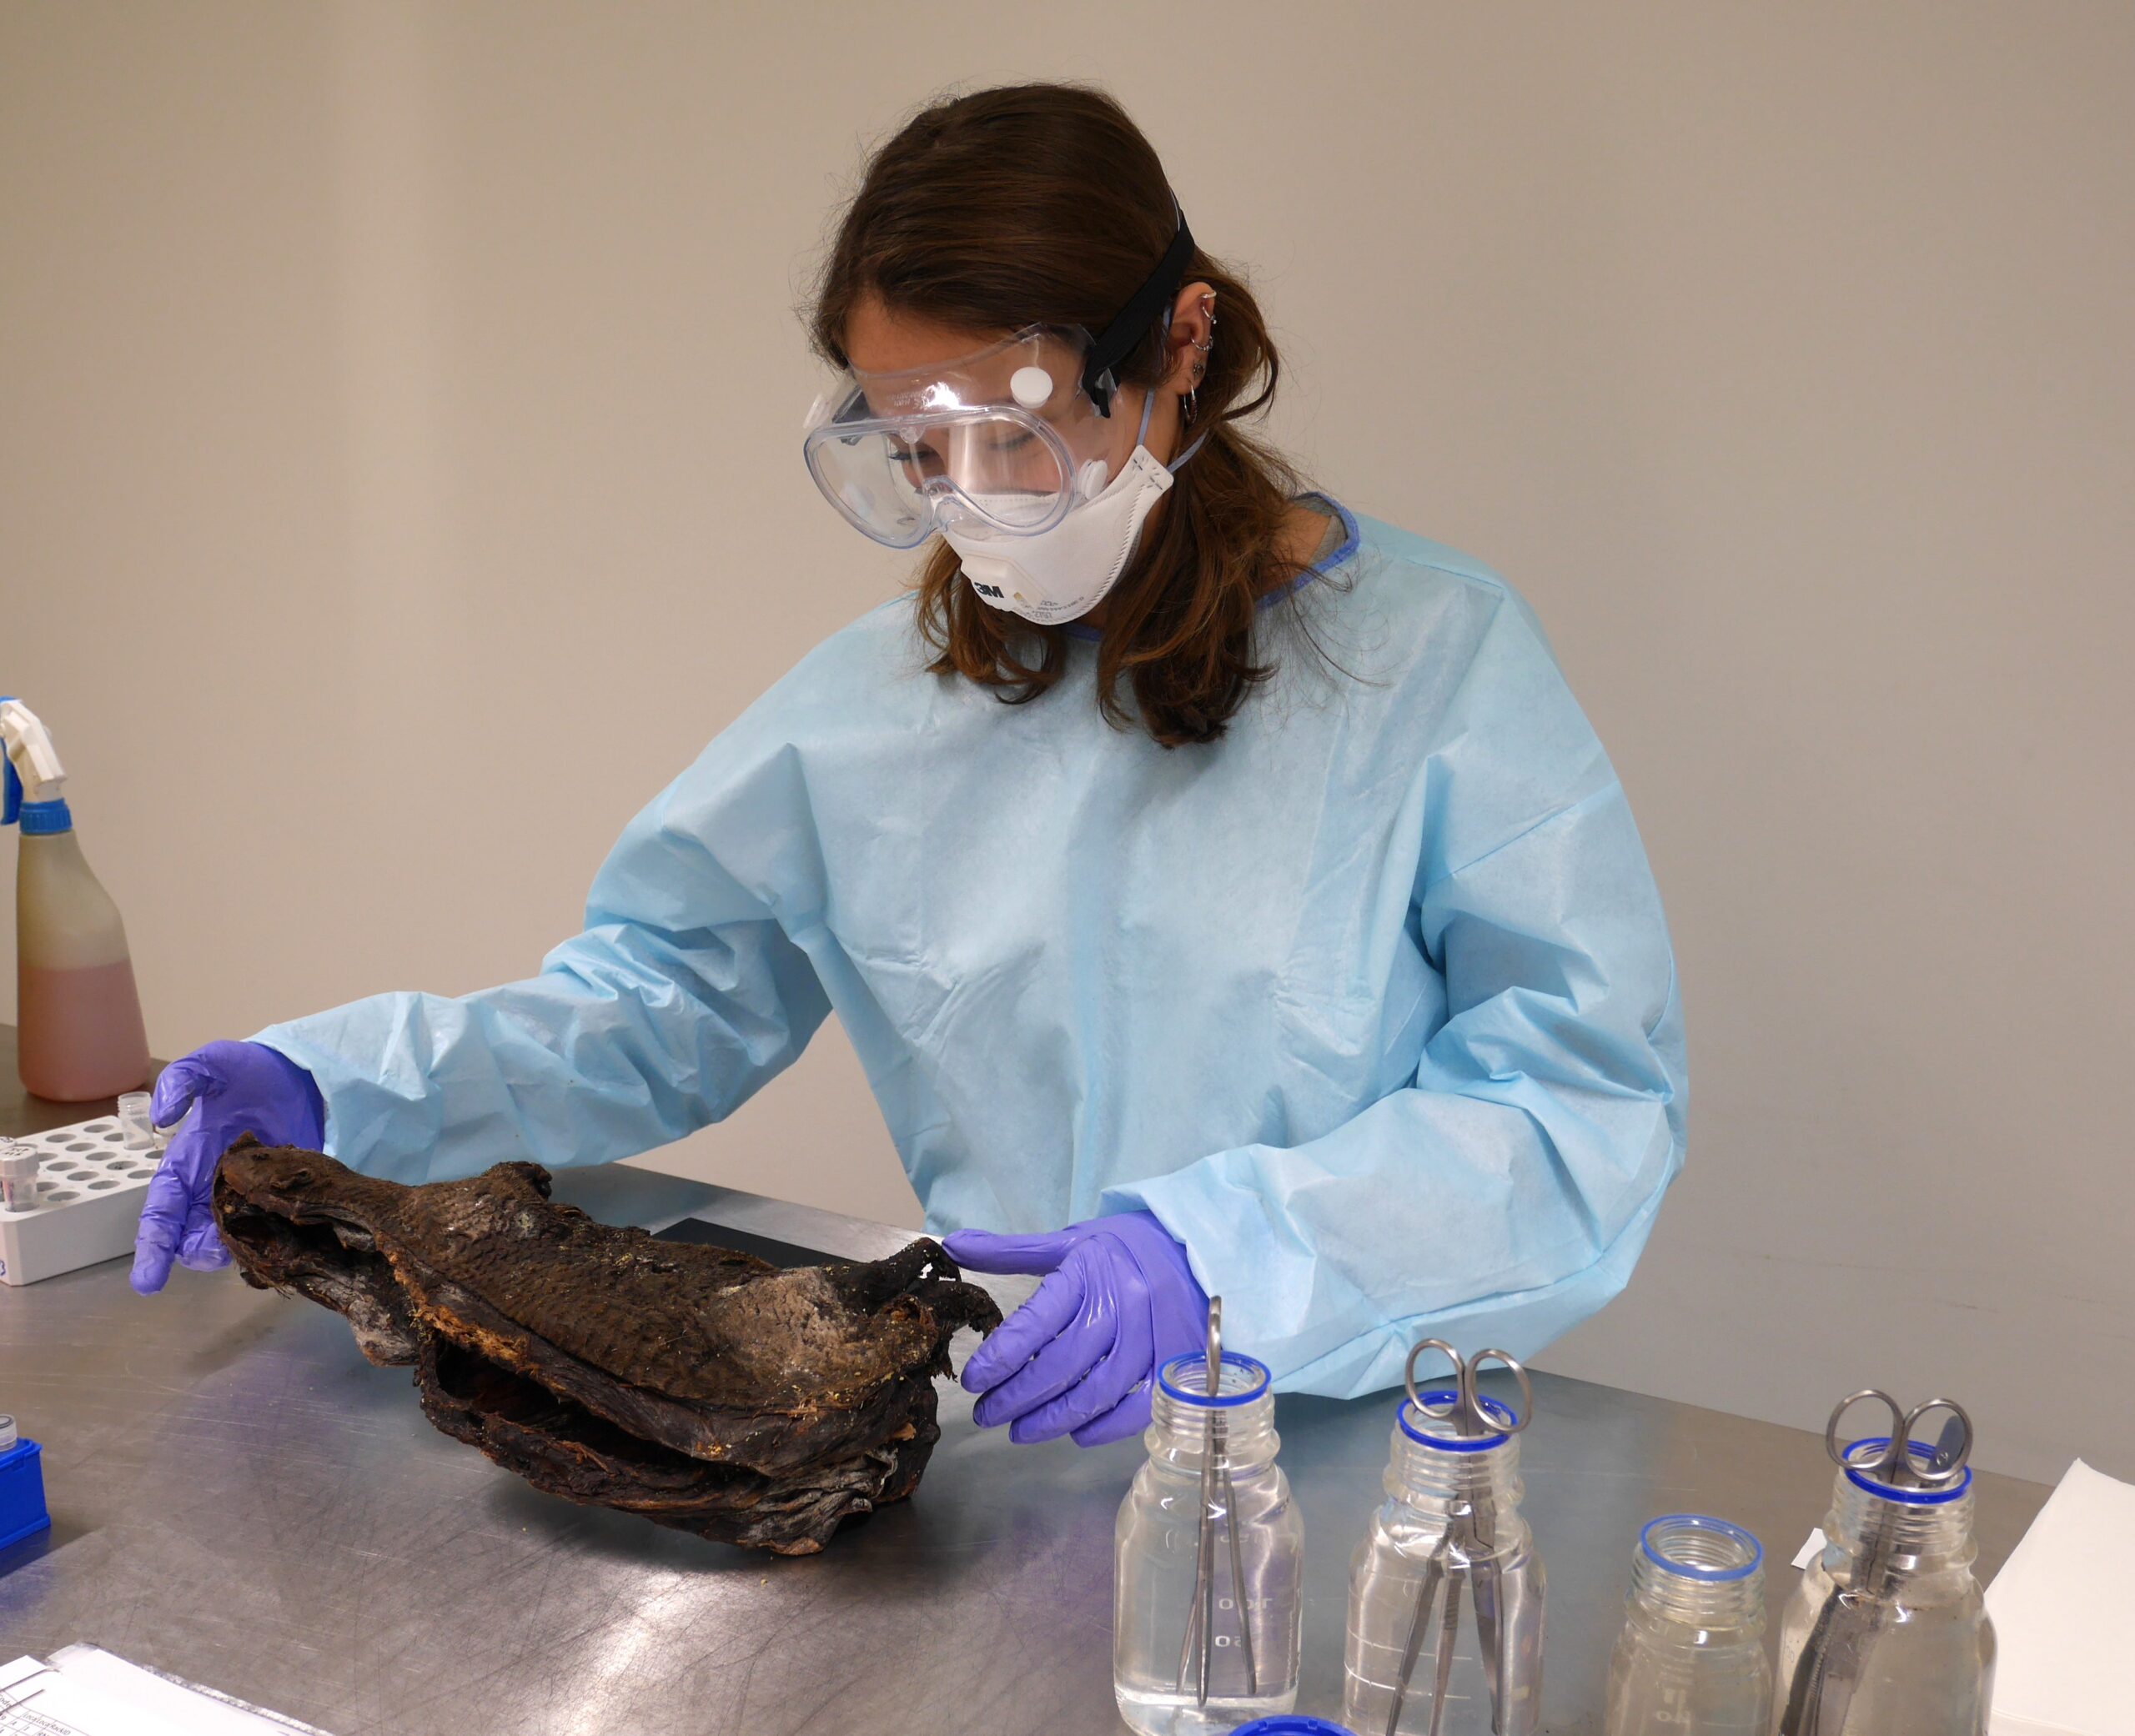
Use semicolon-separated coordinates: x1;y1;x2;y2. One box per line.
1826;1388;1905;1475
1467;1348;1534;1437
1404;1338;1464;1422
1901;1397;1973;1485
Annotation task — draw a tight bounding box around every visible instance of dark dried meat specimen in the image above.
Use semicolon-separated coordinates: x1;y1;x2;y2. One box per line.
212;1137;1000;1554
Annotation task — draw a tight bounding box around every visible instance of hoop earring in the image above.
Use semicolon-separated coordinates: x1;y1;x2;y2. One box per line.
1182;386;1198;425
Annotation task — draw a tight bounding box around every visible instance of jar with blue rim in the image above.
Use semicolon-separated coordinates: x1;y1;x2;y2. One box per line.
1343;1340;1545;1736
1772;1392;1993;1735
1113;1301;1304;1736
1603;1514;1771;1733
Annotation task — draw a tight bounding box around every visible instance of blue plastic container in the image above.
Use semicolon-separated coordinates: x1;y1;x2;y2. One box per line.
0;1432;52;1552
1232;1721;1357;1735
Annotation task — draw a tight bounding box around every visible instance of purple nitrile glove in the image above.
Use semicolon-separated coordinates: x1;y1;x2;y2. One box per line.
130;1040;325;1296
944;1210;1208;1448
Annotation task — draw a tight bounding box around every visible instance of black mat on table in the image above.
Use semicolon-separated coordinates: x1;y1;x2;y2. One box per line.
652;1216;831;1270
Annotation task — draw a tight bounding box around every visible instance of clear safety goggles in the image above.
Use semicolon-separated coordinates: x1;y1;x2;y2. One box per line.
801;324;1131;549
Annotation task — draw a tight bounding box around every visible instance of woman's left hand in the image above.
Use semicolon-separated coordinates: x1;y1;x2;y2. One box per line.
944;1211;1208;1447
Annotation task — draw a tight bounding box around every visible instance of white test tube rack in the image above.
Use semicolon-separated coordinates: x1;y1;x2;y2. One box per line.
0;1117;163;1286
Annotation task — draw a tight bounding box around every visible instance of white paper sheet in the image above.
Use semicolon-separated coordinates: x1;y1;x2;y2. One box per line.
1987;1458;2135;1735
0;1653;145;1736
0;1648;331;1736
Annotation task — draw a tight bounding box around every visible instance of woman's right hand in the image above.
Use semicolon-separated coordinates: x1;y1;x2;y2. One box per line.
129;1040;325;1295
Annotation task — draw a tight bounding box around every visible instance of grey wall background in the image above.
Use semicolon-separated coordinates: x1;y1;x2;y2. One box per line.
3;3;2129;1483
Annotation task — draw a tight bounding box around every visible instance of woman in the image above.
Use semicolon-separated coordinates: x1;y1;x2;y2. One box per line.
133;84;1685;1451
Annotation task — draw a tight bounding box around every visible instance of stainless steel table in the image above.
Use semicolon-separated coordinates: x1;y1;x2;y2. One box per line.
0;1146;2047;1733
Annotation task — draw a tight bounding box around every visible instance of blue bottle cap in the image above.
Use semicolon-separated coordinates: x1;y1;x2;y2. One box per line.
1230;1721;1359;1735
17;798;73;835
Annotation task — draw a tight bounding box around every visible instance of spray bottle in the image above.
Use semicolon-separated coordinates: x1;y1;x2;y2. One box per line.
2;698;150;1101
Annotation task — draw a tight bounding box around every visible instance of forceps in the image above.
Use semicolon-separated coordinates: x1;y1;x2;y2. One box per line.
1176;1297;1258;1707
1777;1389;1973;1736
1384;1338;1532;1736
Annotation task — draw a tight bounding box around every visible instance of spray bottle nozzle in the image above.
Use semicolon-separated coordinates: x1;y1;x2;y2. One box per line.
1;697;71;832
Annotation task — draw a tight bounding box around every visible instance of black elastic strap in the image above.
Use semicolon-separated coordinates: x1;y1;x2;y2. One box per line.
1080;207;1196;417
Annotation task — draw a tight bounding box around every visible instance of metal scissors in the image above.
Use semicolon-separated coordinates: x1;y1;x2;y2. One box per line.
1778;1390;1973;1736
1175;1297;1258;1708
1822;1388;1972;1490
1384;1338;1533;1736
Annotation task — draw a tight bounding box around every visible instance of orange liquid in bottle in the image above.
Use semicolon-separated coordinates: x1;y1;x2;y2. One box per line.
18;956;152;1101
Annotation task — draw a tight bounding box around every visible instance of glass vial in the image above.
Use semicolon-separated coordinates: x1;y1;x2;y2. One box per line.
1772;1444;1995;1734
1344;1392;1545;1736
1604;1515;1771;1733
1114;1350;1304;1736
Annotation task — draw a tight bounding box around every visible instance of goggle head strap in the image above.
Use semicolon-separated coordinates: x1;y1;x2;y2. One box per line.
1080;204;1196;418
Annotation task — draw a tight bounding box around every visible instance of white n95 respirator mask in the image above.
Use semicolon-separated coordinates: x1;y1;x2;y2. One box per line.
942;389;1199;625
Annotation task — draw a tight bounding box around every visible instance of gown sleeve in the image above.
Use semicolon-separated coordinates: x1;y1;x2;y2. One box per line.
1103;591;1688;1398
253;735;833;1186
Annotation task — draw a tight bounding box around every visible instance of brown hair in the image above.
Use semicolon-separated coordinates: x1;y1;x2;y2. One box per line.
809;83;1317;748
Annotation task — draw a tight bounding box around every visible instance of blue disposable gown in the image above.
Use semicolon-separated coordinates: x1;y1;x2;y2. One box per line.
256;501;1685;1399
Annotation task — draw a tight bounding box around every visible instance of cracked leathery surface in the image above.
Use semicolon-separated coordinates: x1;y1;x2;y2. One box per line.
211;1136;1002;1553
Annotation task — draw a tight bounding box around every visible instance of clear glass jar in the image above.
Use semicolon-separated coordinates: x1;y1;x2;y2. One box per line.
1772;1444;1995;1734
1343;1392;1544;1736
1114;1351;1304;1736
1604;1514;1771;1733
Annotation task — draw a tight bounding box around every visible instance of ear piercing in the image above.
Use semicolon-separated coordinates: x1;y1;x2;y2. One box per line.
1183;293;1215;423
